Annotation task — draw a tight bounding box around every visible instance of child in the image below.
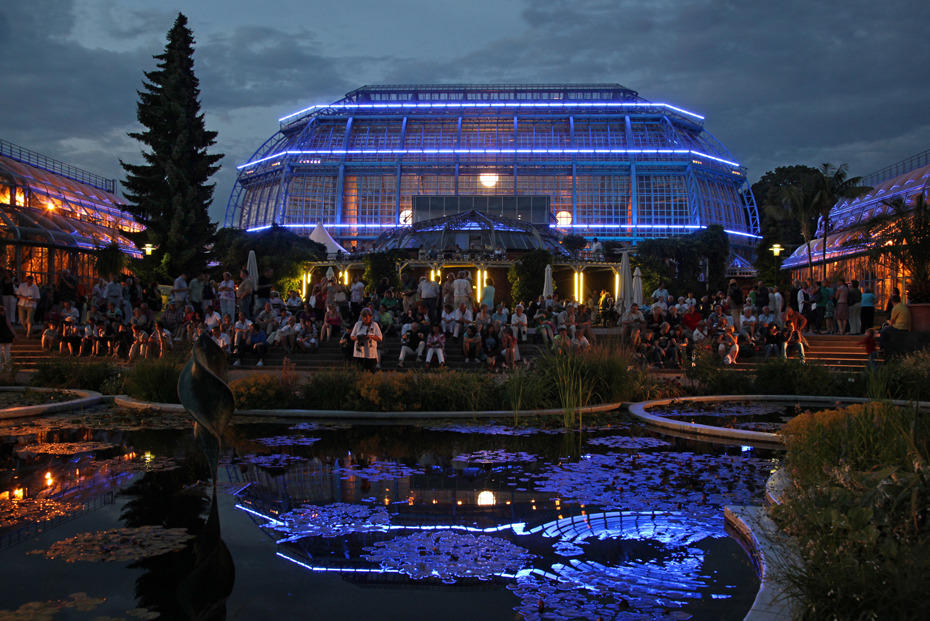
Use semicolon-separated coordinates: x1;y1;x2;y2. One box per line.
425;323;446;367
860;328;878;369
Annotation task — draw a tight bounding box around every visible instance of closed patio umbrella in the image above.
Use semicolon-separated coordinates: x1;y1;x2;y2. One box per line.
632;266;644;306
542;264;554;299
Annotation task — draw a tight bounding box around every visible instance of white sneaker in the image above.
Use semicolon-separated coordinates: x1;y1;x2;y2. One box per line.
256;360;263;367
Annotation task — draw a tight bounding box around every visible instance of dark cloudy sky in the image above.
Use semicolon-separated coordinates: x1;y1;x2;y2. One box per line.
1;0;928;224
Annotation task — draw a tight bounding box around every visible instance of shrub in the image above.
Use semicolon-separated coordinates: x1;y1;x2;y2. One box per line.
230;374;296;410
300;366;362;410
752;359;842;396
684;350;750;395
31;359;117;392
774;402;930;619
120;358;184;403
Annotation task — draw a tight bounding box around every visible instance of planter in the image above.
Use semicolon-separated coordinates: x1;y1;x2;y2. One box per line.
907;303;930;332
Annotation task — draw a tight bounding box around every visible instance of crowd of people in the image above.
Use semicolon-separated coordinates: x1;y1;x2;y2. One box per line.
0;265;899;374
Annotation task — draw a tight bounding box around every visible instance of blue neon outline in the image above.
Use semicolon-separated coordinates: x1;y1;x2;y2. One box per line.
278;101;705;123
237;148;739;170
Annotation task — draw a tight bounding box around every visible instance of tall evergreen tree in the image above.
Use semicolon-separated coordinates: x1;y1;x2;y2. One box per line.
121;13;222;280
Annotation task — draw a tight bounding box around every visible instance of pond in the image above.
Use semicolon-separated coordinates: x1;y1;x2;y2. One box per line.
649;400;835;434
0;407;776;620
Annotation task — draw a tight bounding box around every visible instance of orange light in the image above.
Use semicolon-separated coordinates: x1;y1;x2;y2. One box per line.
13;488;24;500
456;500;463;506
44;472;53;487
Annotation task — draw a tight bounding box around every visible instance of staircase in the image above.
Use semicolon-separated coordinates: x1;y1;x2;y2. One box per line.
738;333;869;371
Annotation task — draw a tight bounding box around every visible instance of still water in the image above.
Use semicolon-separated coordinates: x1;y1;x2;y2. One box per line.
0;408;774;620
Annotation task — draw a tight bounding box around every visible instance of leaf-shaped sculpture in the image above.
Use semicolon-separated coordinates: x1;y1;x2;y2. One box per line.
177;334;235;441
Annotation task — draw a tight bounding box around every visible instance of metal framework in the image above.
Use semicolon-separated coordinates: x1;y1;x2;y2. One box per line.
226;84;759;251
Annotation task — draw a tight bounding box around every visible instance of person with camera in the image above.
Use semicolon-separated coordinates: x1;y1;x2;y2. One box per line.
350;308;382;371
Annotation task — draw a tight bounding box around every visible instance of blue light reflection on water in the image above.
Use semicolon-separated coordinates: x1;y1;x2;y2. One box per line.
0;411;770;620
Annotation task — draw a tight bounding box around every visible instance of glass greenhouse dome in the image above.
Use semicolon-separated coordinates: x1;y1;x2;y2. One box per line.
226;84;759;253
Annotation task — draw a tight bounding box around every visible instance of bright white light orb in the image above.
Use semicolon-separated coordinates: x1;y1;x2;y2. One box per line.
479;173;499;188
399;208;413;226
555;210;573;227
476;490;496;506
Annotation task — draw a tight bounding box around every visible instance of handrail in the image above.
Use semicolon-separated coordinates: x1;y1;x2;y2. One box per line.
0;138;116;194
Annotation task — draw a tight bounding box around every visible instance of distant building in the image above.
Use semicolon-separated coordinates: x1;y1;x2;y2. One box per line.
226;84;760;258
781;148;930;304
0;139;141;287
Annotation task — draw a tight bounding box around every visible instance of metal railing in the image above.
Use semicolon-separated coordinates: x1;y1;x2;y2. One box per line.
862;148;930;187
0;138;116;193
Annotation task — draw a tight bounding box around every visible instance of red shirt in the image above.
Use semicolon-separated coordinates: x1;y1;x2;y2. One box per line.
682;310;702;330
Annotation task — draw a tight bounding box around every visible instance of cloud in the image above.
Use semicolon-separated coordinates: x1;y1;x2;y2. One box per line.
1;0;927;226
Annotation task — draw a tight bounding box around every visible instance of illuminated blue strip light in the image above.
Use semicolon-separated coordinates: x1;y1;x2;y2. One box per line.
237;148;740;170
279;102;705;123
244;222;761;239
276;552;530;580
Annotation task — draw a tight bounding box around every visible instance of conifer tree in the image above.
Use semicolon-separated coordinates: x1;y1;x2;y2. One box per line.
121;13;222;280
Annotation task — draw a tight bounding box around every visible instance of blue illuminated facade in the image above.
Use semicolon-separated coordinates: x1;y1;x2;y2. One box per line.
226;84;759;251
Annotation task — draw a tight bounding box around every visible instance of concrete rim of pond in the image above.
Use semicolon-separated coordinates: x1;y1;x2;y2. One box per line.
0;386;104;419
629;394;930;446
112;394;627;420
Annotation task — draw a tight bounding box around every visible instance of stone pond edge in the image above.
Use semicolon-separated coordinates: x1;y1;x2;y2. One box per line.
0;386;105;419
111;394;628;419
628;394;930;446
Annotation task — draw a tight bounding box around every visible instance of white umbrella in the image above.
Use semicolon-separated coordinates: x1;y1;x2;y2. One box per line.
618;251;633;313
542;264;553;299
325;266;335;280
632;266;644;306
247;250;259;287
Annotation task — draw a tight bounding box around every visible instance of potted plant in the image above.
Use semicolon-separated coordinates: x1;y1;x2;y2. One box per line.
868;192;930;331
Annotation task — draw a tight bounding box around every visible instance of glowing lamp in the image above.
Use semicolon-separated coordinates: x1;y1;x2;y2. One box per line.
476;491;496;506
143;243;156;256
478;173;499;188
399;208;413;226
555;210;572;227
770;243;784;257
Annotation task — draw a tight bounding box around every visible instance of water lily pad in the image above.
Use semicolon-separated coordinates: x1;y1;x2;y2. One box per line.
240;453;308;469
334;461;423;481
269;502;391;539
0;497;81;530
16;442;117;456
255;435;321;447
363;531;534;582
0;592;106;621
586;435;671;450
31;526;194;562
452;449;538;464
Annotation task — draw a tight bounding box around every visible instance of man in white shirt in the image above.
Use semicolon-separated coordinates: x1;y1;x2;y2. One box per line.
452;271;472;308
217;272;237;319
510;304;528;342
440;304;457;336
232;312;253;365
15;275;40;338
211;326;231;354
771;287;785;327
350;276;366;317
203;306;222;330
172;273;189;305
651;282;669;302
739;306;758;341
452;302;473;339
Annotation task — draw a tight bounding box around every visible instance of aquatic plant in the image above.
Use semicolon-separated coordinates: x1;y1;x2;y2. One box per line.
362;531;534;582
31;526;194;562
269;503;391;540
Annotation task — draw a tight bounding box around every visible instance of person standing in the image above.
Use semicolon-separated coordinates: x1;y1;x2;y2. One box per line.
727;279;743;331
350;308;382;371
860;287;876;332
834;278;849;335
189;272;205;311
480;277;496;310
237;269;254;320
15;275;40;338
0;304;14;371
452;271;472;309
848;279;862;335
171;272;189;306
350;275;366;321
1;272;16;326
218;272;236;320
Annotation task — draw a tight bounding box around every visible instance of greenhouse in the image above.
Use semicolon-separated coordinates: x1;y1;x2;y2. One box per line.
0;139;141;286
226;84;760;257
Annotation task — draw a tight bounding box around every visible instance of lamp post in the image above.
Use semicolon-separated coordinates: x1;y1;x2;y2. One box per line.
143;243;156;256
769;243;784;286
770;243;784;257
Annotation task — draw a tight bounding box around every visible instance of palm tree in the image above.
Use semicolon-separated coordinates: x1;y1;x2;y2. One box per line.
778;176;821;283
811;163;870;280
